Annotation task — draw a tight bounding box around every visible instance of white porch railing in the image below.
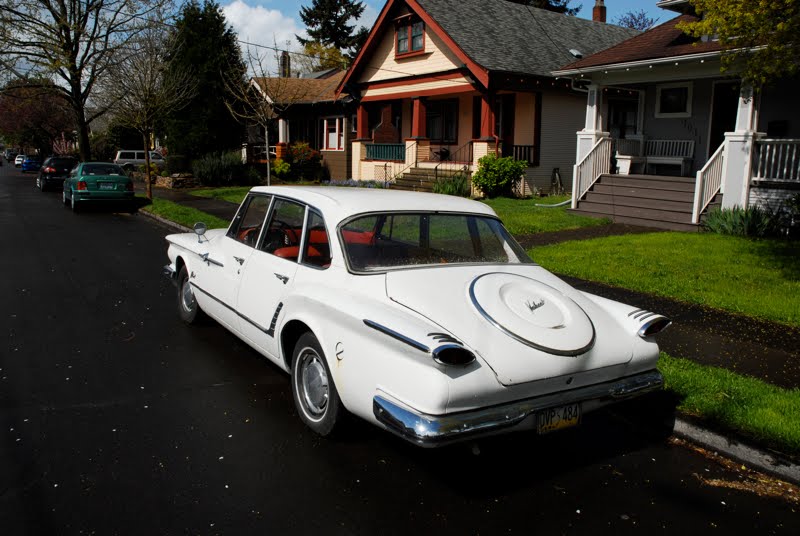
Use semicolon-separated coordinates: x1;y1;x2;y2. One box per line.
572;137;613;209
752;139;800;182
692;142;726;223
614;138;642;156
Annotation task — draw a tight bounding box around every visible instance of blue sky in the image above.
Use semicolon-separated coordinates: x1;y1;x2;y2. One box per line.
221;1;670;61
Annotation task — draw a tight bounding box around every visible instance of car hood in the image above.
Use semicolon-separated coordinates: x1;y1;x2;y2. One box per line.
385;265;635;386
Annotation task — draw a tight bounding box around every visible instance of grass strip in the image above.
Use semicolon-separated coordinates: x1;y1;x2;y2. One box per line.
190;186;251;205
140;197;230;230
660;353;800;455
532;232;800;326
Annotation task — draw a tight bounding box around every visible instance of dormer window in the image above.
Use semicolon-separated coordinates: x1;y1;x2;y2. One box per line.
396;20;424;56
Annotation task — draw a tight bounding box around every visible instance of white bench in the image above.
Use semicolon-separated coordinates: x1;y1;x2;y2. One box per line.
616;139;695;176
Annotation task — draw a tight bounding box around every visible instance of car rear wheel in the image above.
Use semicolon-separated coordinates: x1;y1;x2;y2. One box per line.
177;266;205;324
291;332;342;436
38;177;45;191
70;192;79;212
62;189;69;206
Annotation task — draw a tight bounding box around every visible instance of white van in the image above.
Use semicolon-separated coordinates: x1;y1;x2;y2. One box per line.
113;150;165;170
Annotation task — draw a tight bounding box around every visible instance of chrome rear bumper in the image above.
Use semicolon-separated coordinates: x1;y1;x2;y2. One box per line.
373;370;664;447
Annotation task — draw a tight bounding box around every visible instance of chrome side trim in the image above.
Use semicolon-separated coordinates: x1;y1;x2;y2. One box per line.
363;319;430;353
373;370;664;447
468;273;595;357
199;252;224;267
191;283;279;338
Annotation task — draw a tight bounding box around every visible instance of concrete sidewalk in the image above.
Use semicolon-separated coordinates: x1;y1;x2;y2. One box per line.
138;183;800;481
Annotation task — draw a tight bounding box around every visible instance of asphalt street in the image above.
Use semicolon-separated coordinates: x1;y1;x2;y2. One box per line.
1;163;798;534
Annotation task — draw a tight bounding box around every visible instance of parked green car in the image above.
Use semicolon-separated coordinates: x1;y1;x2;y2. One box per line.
63;162;135;212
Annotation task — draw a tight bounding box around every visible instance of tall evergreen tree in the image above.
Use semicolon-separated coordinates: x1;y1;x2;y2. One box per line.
505;0;581;16
297;0;367;51
163;0;246;162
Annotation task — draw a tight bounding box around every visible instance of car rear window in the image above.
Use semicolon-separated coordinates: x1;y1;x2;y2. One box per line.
82;164;125;175
51;158;77;167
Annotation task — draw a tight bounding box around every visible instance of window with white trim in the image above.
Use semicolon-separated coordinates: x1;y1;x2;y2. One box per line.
321;117;345;151
656;83;693;118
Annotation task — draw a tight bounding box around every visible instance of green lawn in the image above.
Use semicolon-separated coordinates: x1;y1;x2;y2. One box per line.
532;232;800;327
660;353;800;455
190;186;251;205
139;197;230;230
482;196;609;235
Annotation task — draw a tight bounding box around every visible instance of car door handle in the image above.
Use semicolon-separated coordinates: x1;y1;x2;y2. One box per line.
274;273;289;284
233;256;245;265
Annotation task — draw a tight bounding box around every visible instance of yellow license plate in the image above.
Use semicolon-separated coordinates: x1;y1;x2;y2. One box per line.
537;403;581;434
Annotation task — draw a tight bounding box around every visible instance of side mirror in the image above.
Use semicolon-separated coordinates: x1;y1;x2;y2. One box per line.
193;222;207;242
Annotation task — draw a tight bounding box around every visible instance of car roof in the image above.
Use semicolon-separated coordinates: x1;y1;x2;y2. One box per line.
248;186;497;224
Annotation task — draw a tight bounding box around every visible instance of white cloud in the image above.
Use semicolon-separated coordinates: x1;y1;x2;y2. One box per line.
222;1;305;51
356;4;379;30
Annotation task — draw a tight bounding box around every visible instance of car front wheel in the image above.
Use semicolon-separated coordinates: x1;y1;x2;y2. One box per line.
291;332;342;436
177;265;205;324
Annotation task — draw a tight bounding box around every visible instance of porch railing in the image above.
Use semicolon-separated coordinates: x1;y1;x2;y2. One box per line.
374;141;418;186
692;142;726;224
572;137;613;209
510;145;536;166
365;143;405;161
613;138;642;156
434;141;474;181
752;139;800;182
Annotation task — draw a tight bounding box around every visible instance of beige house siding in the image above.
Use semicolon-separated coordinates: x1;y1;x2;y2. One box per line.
358;25;463;85
362;77;472;99
521;90;586;195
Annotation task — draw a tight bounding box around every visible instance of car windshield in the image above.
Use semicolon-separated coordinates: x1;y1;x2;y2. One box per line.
51;158;77;167
82;164;125;176
340;212;533;272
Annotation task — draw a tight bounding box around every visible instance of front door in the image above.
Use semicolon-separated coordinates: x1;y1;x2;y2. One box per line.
496;94;516;158
708;81;740;157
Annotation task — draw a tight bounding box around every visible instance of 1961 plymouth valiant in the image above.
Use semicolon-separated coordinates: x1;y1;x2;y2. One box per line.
163;186;670;446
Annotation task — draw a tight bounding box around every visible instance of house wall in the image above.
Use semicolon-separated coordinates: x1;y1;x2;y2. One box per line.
322;150;348;180
758;80;800;138
521;90;586;195
358;16;463;85
750;184;800;215
642;79;714;173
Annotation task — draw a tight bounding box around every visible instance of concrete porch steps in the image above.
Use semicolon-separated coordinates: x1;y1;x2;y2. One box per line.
393;167;472;192
571;174;717;232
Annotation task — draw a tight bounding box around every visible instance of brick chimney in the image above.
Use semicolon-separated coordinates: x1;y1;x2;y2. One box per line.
593;0;606;23
280;50;291;77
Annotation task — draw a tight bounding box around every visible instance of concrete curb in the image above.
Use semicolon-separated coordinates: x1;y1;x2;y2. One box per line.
138;209;192;233
674;417;800;485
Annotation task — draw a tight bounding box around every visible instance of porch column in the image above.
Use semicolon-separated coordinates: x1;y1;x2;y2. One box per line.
276;119;288;159
479;93;496;140
576;84;609;163
410;97;427;138
721;86;762;209
356;104;369;140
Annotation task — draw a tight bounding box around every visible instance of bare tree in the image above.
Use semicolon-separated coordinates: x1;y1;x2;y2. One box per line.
223;44;312;185
97;25;196;198
614;9;659;31
0;0;170;160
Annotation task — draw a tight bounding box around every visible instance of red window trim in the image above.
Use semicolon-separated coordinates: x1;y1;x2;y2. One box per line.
395;20;425;58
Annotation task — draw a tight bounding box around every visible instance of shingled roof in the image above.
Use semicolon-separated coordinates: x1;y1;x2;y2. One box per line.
416;0;638;76
253;71;346;105
557;14;723;72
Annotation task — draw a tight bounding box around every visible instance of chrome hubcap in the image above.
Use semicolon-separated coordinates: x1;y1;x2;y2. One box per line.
181;279;195;312
299;350;328;417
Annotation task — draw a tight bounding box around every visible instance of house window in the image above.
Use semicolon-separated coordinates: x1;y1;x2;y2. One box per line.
656;83;693;118
321;117;345;151
396;21;424;56
426;99;458;144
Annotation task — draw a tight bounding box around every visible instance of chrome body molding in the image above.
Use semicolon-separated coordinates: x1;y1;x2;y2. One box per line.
363;319;430;353
373;370;664;447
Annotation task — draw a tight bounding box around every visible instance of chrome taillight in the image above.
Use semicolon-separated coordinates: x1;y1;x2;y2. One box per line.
637;316;672;338
432;345;476;366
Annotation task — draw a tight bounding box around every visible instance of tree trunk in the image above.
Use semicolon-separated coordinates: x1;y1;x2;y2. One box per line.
143;132;152;199
71;84;92;161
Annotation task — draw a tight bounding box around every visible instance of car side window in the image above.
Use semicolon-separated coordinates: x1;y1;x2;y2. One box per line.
301;210;331;269
227;195;272;247
260;199;306;259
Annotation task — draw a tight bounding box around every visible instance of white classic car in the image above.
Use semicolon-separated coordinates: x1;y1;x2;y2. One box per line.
163;186;670;446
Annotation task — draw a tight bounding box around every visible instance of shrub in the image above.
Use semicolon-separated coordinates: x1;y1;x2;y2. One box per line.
471;154;527;198
324;179;386;188
433;173;472;197
285;141;322;180
702;206;783;237
191;151;245;186
272;158;291;179
166;154;191;175
244;166;262;185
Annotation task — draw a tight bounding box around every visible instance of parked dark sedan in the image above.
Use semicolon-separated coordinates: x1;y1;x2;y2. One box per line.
37;156;78;191
21;157;42;173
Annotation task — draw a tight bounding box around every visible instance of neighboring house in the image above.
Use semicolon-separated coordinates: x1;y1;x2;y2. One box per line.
336;0;636;193
553;0;800;230
250;70;356;180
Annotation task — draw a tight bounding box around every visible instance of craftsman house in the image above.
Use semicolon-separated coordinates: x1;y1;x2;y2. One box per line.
336;0;636;193
249;67;356;180
553;0;800;230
